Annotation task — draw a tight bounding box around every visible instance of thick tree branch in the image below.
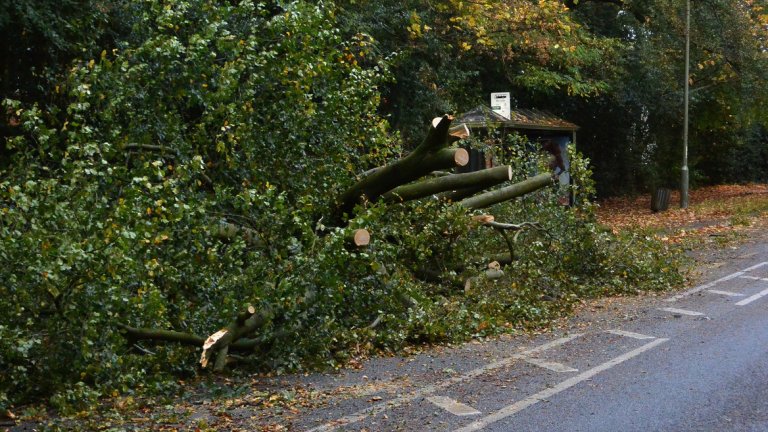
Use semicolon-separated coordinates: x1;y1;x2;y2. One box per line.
381;165;513;203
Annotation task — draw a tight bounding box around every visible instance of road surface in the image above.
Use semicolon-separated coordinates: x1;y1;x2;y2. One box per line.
295;239;768;432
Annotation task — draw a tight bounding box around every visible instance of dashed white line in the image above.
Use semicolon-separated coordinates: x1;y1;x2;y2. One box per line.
742;261;768;272
658;307;705;316
427;396;482;416
706;289;745;297
520;357;578;373
735;288;768;306
665;271;745;301
518;334;583;356
666;261;768;302
454;338;669;432
306;333;582;432
606;329;656;340
739;275;768;282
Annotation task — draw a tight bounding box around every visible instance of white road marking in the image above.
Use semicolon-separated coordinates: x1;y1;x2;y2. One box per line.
454;338;669;432
427;396;482;416
658;307;705;316
306;333;582;432
742;261;768;272
735;288;768;306
706;289;745;297
666;262;768;302
606;329;656;340
517;334;584;356
739;275;768;282
665;271;745;301
520;357;578;373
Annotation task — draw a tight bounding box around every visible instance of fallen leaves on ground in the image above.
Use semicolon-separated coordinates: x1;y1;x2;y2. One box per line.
596;183;768;243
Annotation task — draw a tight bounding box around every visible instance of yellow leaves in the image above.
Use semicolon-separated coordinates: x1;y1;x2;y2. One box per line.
153;234;169;245
407;11;431;39
88;59;95;69
460;41;473;51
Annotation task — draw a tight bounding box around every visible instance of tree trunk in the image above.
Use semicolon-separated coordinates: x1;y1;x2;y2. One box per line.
459;173;554;210
200;306;273;371
334;115;469;220
442;185;488;202
381;166;512;203
117;323;260;351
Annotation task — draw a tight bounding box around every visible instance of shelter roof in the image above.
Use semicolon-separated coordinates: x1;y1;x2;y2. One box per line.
456;105;579;132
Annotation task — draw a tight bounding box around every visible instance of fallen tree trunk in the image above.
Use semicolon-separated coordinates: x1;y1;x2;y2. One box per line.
201;305;274;371
335;115;469;220
459;173;554;210
357;123;469;180
442;185;488;202
117;305;275;372
381;166;513;203
117;323;260;351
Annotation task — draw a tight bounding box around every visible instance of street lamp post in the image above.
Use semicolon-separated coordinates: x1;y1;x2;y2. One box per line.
681;0;690;208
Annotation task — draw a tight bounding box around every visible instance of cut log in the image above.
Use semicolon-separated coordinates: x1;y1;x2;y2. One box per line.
448;123;470;143
335;115;469;220
347;228;371;247
471;214;495;224
459;173;554;210
421;147;469;171
381;166;513;203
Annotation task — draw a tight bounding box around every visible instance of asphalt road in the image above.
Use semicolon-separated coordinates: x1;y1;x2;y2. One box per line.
299;239;768;432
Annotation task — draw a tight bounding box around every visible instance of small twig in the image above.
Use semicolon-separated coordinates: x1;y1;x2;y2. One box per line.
133;343;156;356
482;221;543;231
367;314;384;329
123;143;181;158
494;228;516;262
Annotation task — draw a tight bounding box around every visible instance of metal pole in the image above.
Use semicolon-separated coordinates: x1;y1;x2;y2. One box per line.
681;0;690;208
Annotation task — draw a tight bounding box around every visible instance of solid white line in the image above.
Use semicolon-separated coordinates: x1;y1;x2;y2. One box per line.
658;307;705;316
521;357;578;373
306;333;582;432
735;288;768;306
665;271;745;301
706;289;745;297
427;396;482;416
605;329;656;340
742;261;768;272
454;338;669;432
739;275;768;282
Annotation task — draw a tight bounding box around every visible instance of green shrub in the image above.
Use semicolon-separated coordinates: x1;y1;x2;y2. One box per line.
0;0;684;414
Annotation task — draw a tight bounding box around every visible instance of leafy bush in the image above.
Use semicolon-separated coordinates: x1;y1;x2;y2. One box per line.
0;0;684;414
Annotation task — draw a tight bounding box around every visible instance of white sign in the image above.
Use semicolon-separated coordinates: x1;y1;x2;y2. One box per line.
490;92;511;120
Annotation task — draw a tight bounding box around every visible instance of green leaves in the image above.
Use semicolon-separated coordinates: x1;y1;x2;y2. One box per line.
0;0;686;415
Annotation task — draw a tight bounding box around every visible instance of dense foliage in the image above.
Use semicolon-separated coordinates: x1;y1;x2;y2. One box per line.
0;0;740;414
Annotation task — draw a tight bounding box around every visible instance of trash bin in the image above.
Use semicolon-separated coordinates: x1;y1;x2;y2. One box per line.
651;187;671;212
